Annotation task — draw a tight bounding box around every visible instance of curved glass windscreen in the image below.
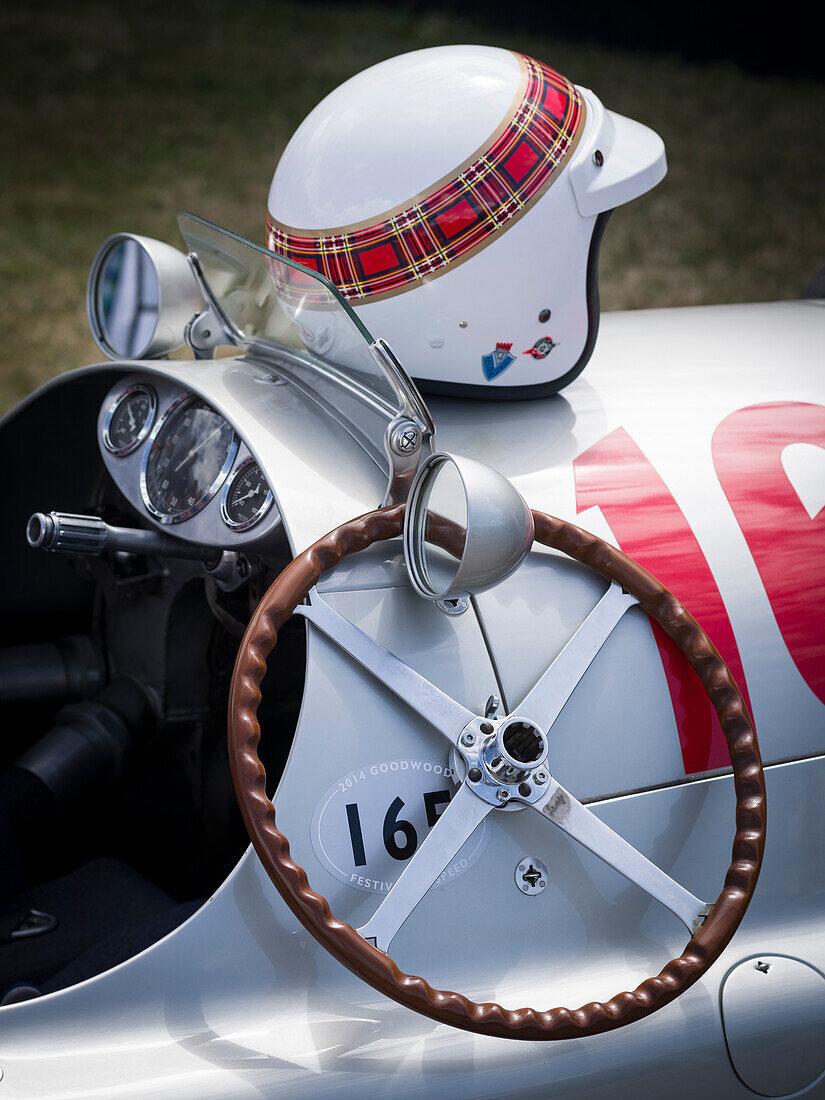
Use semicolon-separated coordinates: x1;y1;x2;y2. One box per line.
177;212;401;412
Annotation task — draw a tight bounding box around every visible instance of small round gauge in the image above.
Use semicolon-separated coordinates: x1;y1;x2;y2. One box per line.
221;457;274;531
103;384;156;456
141;393;238;523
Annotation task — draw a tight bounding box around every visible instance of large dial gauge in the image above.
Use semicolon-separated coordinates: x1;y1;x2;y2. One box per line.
141;393;238;523
103;384;156;456
221;457;274;531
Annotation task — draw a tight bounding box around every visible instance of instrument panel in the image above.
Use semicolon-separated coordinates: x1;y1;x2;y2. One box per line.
98;375;280;547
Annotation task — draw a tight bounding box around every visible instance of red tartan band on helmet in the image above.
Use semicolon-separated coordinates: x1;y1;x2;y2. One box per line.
267;53;583;304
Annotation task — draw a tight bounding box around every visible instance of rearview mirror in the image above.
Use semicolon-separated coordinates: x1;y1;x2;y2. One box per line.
87;234;205;360
404;452;534;600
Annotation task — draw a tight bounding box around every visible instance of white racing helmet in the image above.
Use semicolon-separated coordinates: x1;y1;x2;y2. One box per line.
267;45;665;398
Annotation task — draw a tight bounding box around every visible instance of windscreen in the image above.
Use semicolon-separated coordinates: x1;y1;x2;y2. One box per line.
177;212;400;411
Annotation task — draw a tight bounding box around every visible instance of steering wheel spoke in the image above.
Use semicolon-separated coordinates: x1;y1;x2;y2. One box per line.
357;782;492;953
294;588;475;749
516;582;638;735
533;777;710;932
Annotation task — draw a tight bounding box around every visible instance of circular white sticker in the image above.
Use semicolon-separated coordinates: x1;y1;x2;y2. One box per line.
311;758;492;894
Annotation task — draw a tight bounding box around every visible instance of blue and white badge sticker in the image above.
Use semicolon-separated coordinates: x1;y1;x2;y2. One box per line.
311;759;492;894
481;341;515;381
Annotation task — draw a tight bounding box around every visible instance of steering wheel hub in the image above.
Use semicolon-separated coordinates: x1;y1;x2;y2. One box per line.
486;716;547;780
452;715;549;808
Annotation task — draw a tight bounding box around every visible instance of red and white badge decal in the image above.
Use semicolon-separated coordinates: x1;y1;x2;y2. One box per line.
311;759;492;894
524;336;558;359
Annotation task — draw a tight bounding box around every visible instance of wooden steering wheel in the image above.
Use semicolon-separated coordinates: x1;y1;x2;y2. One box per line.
228;503;765;1041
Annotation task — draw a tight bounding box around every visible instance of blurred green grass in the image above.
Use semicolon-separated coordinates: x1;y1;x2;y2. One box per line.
1;0;823;413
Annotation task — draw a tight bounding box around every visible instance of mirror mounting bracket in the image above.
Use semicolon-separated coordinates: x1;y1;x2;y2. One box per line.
184;252;239;359
184;305;231;360
382;414;431;507
372;340;435;507
370;338;434;437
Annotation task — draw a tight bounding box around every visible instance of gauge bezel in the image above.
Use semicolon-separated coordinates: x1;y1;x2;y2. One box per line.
140;391;238;525
221;456;275;532
102;384;157;457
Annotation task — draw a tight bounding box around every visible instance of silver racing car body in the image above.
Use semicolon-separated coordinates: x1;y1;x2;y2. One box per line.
0;215;822;1099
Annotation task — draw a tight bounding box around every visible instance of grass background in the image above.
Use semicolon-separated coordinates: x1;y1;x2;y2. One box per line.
1;0;823;414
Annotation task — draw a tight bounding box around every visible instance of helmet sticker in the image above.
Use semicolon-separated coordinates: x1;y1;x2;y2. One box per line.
268;53;584;304
524;336;559;359
482;342;516;380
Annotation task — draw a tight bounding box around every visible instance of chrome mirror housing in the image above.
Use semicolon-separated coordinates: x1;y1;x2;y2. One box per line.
87;233;205;360
403;452;534;600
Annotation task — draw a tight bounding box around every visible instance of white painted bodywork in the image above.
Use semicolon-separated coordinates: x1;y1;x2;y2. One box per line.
0;298;823;1097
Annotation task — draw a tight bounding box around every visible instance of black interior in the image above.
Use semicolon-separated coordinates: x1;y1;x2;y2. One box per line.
0;373;302;1000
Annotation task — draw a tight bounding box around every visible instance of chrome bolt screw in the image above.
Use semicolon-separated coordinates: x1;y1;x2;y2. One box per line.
435;596;469;617
461;731;475;747
534;771;548;785
497;788;510;803
389;420;422;456
516;856;549;896
484;695;501;718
